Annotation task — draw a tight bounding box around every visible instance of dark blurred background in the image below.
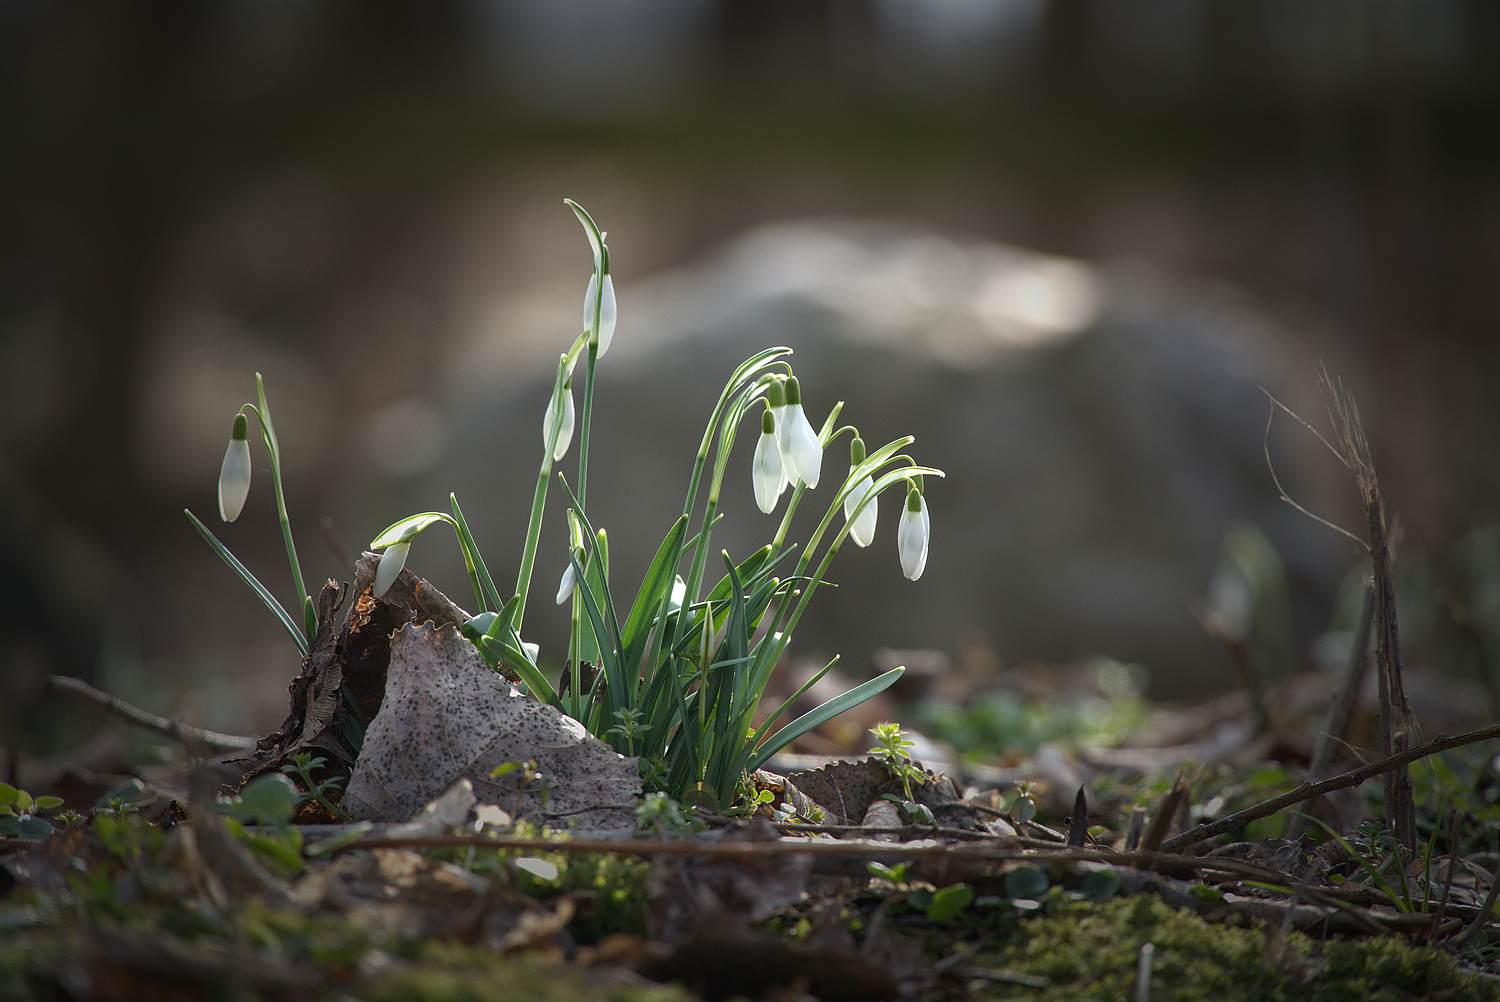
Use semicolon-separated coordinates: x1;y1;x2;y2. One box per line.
3;0;1498;750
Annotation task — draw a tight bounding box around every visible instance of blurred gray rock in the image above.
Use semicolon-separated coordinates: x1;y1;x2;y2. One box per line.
435;220;1351;700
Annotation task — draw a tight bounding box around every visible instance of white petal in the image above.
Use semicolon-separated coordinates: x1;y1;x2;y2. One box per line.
217;439;252;522
597;273;616;357
778;404;822;489
555;561;577;605
844;474;878;547
374;541;409;598
583;272;617;357
543;386;576;462
752;430;786;514
898;498;929;581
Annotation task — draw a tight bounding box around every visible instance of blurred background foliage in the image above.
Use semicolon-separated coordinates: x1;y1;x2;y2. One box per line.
2;0;1498;752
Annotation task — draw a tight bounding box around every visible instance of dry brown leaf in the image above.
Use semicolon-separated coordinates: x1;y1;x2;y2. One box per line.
343;621;640;834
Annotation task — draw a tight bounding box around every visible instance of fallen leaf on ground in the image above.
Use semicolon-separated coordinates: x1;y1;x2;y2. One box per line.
343;621;640;834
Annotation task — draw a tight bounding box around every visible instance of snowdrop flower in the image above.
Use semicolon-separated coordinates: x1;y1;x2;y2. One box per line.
842;437;877;547
543;375;576;462
555;557;578;605
897;485;929;581
373;541;409;599
752;407;787;514
583;268;616;357
218;413;252;522
775;376;822;489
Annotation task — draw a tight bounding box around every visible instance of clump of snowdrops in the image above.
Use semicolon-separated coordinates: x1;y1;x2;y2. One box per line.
190;201;942;809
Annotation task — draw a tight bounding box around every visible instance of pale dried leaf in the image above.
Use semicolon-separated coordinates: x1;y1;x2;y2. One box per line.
344;621;639;834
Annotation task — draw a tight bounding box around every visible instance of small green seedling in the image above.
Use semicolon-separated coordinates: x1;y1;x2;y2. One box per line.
219;773;305;875
925;882;976;921
0;782;66;840
1006;864;1050;910
281;753;354;822
867;860;910;884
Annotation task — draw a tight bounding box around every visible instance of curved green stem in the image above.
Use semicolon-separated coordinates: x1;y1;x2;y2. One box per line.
251;375;313;643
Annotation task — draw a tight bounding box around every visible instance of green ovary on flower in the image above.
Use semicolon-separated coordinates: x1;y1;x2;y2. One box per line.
897;487;929;581
218;414;252;522
373;541;409;599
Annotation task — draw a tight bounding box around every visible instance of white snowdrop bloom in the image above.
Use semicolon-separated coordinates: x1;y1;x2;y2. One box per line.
776;376;822;489
752;408;787;514
373;541;409;599
218;414;252;522
543;380;576;461
842;436;877;547
555;560;577;605
583;272;616;357
897;488;929;581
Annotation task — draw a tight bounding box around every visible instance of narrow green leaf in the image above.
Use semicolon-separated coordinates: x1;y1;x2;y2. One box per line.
370;512;452;549
620;515;689;665
746;666;905;773
186;509;308;656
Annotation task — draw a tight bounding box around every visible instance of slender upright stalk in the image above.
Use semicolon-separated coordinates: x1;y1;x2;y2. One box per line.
254;374;313;642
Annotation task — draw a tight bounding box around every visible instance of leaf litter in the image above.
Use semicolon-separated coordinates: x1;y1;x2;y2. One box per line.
11;504;1500;998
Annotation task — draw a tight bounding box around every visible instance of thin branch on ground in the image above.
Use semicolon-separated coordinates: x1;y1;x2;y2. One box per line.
44;674;260;753
1161;721;1500;853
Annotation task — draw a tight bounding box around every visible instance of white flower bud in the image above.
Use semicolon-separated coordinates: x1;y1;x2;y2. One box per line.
373;541;409;598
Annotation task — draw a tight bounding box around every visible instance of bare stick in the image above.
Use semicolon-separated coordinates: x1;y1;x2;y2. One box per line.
1161;721;1500;854
1284;580;1375;842
44;675;259;753
1318;367;1418;850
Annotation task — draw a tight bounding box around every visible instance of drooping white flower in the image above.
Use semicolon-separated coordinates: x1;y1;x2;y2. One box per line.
583;271;616;357
217;413;252;522
897;487;929;581
752;408;787;514
373;541;410;598
555;560;577;605
842;437;877;547
776;375;822;489
543;378;576;462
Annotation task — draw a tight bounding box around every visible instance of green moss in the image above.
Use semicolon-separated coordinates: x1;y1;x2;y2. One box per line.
976;896;1500;1002
359;943;689;1002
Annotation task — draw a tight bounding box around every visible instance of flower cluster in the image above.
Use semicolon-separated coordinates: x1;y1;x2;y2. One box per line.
751;378;929;579
200;200;941;809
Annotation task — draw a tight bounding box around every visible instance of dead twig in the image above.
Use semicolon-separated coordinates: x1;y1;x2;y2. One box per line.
1317;367;1419;852
1284;579;1376;842
44;674;259;753
1160;721;1500;854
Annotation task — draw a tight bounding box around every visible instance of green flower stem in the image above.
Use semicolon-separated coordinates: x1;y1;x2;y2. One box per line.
250;374;313;643
578;282;602;511
514;340;590;632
